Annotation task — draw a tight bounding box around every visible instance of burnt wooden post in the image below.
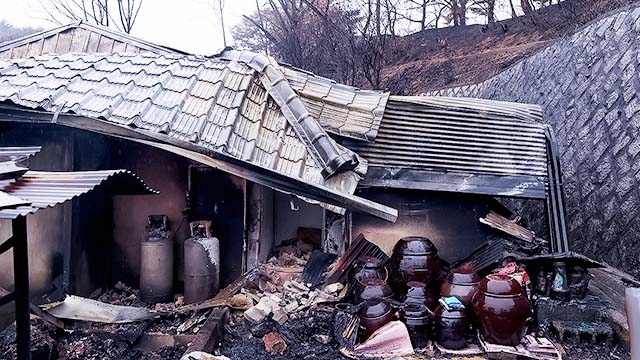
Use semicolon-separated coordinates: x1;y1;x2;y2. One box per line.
13;215;31;360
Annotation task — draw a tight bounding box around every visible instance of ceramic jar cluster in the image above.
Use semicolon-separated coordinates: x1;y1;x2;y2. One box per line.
350;236;531;348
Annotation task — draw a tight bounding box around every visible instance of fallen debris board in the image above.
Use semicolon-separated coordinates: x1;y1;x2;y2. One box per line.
480;211;535;242
177;268;259;313
185;307;229;355
479;334;562;360
43;295;155;323
303;250;338;288
325;234;388;285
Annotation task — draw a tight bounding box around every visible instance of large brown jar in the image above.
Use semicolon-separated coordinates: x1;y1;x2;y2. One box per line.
348;257;388;285
472;275;531;346
359;299;395;340
440;265;480;309
434;305;469;350
399;303;432;346
390;237;443;295
353;278;394;305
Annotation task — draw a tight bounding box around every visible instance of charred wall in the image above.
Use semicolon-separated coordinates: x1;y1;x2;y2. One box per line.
350;189;492;263
430;5;640;277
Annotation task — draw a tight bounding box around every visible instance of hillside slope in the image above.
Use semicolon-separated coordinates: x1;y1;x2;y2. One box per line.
381;0;634;95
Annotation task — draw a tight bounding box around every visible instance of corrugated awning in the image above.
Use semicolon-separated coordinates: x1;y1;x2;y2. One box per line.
0;169;159;219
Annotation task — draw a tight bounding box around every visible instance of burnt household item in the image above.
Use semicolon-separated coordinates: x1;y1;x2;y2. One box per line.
472;274;531;346
353;278;394;305
140;215;174;303
390;236;443;295
399;303;432;346
440;265;480;310
626;288;640;360
348;256;388;285
401;281;435;309
359;299;395;340
550;262;570;301
184;221;220;304
568;265;590;300
434;304;469;350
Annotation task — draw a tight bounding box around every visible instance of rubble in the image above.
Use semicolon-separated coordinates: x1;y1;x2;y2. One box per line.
263;332;287;355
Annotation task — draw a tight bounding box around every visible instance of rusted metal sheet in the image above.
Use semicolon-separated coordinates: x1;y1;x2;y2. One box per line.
0;170;159;219
0;146;41;162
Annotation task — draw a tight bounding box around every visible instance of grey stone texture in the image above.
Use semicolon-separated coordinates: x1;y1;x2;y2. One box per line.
430;6;640;277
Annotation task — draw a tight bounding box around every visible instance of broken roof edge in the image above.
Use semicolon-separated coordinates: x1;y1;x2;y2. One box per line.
0;21;187;57
0;169;159;219
134;137;398;222
219;50;359;179
0;105;397;222
398;95;544;124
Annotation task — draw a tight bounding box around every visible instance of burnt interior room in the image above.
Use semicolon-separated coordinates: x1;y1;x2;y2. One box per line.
0;122;237;300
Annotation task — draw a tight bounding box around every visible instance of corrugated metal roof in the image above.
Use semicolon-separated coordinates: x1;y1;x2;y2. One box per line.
0;169;159;219
0;52;357;191
346;96;548;179
281;65;389;142
0;146;41;162
0;21;185;59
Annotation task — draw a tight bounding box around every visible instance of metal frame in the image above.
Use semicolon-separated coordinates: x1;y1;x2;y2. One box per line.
0;216;31;360
545;126;569;252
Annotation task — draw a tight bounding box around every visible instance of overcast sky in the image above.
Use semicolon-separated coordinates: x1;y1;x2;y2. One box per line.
0;0;256;55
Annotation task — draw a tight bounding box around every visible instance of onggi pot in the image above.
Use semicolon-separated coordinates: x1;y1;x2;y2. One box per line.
390;237;443;295
472;274;531;346
401;281;436;309
434;305;468;350
359;299;395;340
348;257;388;285
440;265;480;309
353;278;394;305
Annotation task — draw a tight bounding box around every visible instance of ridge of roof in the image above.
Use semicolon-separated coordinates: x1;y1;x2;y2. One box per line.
220;50;359;178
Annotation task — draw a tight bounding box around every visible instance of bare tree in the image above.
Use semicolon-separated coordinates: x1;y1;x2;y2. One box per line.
40;0;142;33
213;0;228;47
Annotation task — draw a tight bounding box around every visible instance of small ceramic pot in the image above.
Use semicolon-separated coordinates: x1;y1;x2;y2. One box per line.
348;256;388;285
399;303;433;346
434;305;469;350
401;281;436;309
440;265;480;309
353;278;394;305
472;274;531;346
359;299;395;340
389;237;444;296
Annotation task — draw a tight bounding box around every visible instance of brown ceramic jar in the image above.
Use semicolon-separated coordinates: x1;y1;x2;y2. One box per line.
401;281;436;309
353;278;394;305
472;274;532;346
399;303;433;346
359;299;395;340
434;305;469;350
390;237;443;295
440;265;480;310
348;257;388;285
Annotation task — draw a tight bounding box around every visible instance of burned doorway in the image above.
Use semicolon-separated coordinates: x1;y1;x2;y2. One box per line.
188;166;246;288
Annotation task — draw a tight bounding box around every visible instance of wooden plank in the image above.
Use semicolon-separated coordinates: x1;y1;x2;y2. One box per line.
184;308;229;354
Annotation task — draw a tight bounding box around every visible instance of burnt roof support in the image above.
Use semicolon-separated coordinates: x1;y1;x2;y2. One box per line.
545;126;569;253
12;215;31;360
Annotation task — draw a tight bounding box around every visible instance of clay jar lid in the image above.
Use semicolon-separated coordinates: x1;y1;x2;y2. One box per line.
360;299;392;320
393;236;438;256
361;256;384;269
401;303;431;318
434;304;466;319
356;278;394;301
405;281;428;298
447;266;481;285
477;274;524;296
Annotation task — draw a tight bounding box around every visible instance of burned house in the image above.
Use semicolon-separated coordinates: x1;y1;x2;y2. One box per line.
2;21;627;360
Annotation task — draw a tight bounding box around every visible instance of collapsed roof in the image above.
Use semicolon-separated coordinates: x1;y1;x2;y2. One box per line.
0;21;562;223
